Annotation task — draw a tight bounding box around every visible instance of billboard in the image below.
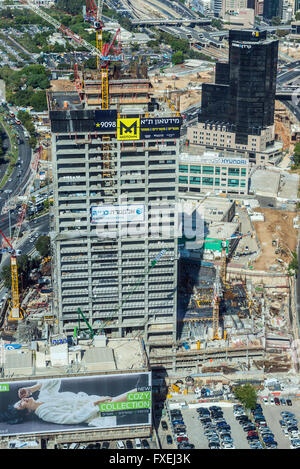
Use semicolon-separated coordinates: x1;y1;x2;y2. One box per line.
117;117;182;140
91;204;145;224
0;372;151;436
140;117;182;140
117;117;140;140
95;110;117;132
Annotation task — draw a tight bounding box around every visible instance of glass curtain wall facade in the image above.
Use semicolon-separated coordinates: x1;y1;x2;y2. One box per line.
199;30;278;145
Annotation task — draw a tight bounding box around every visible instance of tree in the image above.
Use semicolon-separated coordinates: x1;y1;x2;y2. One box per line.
271;16;281;26
85;57;97;70
35;235;50;258
211;18;223;30
172;50;184;65
233;384;257;410
1;265;11;289
288;251;298;276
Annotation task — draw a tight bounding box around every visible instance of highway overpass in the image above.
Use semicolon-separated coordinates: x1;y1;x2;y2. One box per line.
131;18;211;26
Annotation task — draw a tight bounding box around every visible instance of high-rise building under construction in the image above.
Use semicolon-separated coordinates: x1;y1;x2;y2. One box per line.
48;75;181;350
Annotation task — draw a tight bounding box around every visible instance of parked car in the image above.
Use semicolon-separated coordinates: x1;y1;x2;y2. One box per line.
142;439;150;449
287;399;293;406
166;435;173;445
126;440;133;449
274;398;280;406
177;437;188;442
161;421;168;431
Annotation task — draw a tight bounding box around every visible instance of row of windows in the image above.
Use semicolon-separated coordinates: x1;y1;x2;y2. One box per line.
179;165;247;176
179;176;246;187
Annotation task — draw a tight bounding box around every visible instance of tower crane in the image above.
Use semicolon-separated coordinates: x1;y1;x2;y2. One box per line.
20;0;122;110
20;1;123;176
0;230;23;321
0;143;42;323
201;231;252;340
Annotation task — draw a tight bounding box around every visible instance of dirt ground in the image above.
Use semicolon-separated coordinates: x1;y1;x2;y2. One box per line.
252;208;298;271
281;46;300;59
50;79;76;92
150;70;214;111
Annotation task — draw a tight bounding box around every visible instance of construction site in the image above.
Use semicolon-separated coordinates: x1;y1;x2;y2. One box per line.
0;0;299;395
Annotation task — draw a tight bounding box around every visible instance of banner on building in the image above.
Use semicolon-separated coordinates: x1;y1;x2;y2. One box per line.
91;204;145;224
0;372;151;436
117;118;140;140
117;116;182;141
140;117;182;140
95;110;118;131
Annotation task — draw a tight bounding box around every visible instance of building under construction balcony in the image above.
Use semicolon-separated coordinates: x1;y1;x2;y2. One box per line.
84;77;153;111
48;70;182;354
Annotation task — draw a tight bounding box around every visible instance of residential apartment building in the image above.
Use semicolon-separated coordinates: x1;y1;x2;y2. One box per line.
48;82;180;351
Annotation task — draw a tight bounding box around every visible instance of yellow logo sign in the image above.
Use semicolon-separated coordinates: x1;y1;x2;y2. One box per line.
117;118;140;140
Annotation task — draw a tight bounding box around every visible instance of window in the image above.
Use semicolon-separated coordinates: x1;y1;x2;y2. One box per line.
179;176;188;184
202;177;214;186
228;179;239;187
215;178;220;186
228;168;240;176
190;165;201;174
241;168;246;176
215;167;220;174
202;166;214;174
190;176;200;185
179;165;188;173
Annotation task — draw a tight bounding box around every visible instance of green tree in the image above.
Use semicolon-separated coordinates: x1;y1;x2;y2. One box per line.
233;384;257;410
211;18;223;30
271;16;281;26
172;50;184;65
35;235;50;258
288;251;298;276
1;265;11;289
85;56;97;69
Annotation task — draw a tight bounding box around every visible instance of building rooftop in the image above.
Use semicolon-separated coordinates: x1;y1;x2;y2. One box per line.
1;337;146;378
47;91;83;112
250;169;280;198
205;221;240;240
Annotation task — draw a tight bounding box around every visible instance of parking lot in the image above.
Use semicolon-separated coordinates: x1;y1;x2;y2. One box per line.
164;398;300;449
57;437;153;450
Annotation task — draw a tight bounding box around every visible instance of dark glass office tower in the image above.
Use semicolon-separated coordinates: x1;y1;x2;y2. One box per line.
199;29;279;145
263;0;283;20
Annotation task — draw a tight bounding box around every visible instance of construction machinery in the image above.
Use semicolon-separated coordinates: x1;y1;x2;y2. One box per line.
84;0;122;110
0;230;23;321
76;307;94;339
203;231;252;285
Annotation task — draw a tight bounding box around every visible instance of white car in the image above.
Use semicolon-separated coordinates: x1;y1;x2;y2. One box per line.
117;440;125;449
283;428;289;436
269;398;275;405
263;398;269;405
290;439;300;449
135;438;142;449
